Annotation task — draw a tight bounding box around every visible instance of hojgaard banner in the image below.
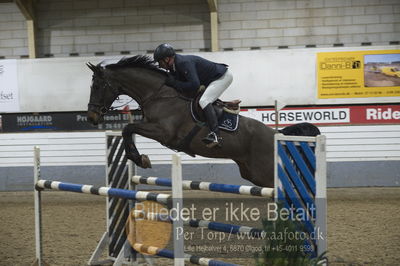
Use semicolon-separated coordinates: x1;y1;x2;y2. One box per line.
0;111;142;133
317;50;400;99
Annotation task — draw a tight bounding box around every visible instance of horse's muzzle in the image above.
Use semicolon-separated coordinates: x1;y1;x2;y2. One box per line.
87;110;102;126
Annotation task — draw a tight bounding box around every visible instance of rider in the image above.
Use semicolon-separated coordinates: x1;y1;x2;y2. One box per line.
153;43;233;148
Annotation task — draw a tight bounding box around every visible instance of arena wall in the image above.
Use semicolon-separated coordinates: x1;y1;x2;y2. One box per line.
1;124;399;191
5;45;400;114
0;0;399;191
0;0;399;59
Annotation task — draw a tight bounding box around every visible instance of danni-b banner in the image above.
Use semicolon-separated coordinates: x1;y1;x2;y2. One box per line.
317;50;400;99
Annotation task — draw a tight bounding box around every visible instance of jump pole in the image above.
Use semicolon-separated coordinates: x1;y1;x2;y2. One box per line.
274;134;327;258
131;176;274;198
33;152;184;265
172;154;184;266
33;146;44;266
315;135;327;255
89;131;138;266
33;133;327;264
132;134;327;259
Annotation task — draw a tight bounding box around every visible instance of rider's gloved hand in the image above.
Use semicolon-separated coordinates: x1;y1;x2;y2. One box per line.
165;74;177;88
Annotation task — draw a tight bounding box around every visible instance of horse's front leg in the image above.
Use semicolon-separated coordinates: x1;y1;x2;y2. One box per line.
122;123;166;169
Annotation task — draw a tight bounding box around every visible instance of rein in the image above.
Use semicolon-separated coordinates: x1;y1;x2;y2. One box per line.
109;98;134;110
140;81;180;107
88;98;133;113
140;82;165;107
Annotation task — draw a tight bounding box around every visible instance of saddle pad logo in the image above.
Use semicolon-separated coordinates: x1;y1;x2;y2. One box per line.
218;113;239;132
223;119;233;127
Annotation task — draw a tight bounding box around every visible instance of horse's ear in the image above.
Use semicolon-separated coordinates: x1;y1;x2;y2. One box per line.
86;62;99;74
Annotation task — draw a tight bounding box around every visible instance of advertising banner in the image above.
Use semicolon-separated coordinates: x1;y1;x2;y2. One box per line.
317;50;400;99
0;111;142;133
1;105;398;132
241;104;400;126
0;60;20;112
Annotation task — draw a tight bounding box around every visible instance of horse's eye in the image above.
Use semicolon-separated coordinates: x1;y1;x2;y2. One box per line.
92;83;101;90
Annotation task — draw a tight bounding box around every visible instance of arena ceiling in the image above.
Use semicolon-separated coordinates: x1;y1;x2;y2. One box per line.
0;0;219;58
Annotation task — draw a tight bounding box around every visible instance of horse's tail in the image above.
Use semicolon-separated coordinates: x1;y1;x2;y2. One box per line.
279;122;320;136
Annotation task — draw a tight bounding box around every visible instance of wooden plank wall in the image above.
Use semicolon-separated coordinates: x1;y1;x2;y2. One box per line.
0;125;399;167
321;125;400;162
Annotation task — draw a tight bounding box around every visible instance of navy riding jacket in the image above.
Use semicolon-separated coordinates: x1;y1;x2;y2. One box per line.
171;54;227;96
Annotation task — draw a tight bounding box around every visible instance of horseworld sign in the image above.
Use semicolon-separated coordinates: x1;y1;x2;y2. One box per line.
241;104;400;126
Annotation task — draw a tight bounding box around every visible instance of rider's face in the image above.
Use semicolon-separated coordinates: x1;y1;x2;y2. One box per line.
158;57;173;71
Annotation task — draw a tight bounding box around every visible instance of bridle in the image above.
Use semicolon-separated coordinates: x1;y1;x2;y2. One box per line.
88;71;176;115
88;78;120;115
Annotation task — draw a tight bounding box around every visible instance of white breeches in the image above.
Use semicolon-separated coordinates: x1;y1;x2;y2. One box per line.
199;70;233;109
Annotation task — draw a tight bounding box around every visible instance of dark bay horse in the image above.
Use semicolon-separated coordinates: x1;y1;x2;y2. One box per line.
87;55;316;188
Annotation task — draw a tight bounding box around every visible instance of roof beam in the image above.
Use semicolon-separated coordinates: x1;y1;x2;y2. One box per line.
14;0;36;58
207;0;219;52
207;0;217;12
14;0;34;20
26;19;36;58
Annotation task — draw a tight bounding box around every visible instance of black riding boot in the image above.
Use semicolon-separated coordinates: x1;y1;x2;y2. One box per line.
202;103;222;148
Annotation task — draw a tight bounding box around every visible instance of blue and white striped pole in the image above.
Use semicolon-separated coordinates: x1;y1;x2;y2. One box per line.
133;243;238;266
132;176;274;198
35;180;171;205
132;210;264;238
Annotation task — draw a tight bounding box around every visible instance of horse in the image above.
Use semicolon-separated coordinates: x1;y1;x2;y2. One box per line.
86;55;318;188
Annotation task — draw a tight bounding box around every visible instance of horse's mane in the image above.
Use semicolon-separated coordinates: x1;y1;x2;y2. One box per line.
104;55;167;75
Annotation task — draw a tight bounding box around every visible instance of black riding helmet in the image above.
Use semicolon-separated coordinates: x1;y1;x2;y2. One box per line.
153;43;175;62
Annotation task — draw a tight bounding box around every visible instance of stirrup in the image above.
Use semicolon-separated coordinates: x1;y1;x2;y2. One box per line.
202;132;222;148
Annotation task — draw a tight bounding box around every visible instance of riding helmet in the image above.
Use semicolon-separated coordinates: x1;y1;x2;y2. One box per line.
153;43;176;62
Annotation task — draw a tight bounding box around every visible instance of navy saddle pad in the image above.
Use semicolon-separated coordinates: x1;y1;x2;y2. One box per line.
190;102;239;132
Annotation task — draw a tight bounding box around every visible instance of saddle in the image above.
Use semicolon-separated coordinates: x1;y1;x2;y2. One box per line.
191;86;241;132
175;86;241;156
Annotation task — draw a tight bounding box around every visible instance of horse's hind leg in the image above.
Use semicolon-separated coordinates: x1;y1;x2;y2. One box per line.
234;160;252;181
235;158;274;188
234;127;275;188
248;156;274;188
247;139;275;188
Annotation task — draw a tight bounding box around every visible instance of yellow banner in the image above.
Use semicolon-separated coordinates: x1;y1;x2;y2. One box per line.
317;50;400;99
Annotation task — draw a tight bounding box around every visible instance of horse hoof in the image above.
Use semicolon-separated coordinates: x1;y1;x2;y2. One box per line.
140;155;152;168
126;154;138;163
126;153;146;167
